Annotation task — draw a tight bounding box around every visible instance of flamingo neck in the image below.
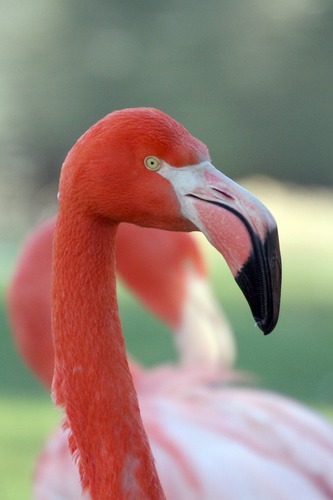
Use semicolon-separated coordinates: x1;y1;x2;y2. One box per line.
52;211;164;499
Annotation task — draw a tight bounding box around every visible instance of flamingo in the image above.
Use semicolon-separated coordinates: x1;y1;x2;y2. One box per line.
51;105;281;498
7;216;235;389
27;106;333;499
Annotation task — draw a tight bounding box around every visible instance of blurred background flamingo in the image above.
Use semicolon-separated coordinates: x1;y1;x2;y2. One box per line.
7;215;236;389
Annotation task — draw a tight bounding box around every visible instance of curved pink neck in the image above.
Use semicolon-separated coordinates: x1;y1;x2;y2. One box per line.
52;212;164;499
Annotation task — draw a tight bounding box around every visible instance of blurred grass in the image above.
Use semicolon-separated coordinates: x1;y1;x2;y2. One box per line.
0;397;59;500
0;178;333;499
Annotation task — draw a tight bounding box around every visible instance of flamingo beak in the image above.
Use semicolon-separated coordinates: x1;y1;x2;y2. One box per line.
160;162;282;334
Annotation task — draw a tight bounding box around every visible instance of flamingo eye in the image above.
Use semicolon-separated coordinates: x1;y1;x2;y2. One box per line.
144;156;161;171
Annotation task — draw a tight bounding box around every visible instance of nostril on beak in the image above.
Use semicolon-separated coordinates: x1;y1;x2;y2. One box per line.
212;188;235;201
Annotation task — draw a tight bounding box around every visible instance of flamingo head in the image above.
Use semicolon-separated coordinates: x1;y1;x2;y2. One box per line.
59;107;281;334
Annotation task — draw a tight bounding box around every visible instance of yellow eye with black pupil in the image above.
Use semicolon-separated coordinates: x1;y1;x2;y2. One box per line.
144;156;160;171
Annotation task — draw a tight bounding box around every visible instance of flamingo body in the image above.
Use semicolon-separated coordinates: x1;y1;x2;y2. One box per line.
34;365;333;499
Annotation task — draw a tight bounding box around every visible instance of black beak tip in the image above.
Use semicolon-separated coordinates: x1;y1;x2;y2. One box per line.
255;313;279;335
235;228;282;335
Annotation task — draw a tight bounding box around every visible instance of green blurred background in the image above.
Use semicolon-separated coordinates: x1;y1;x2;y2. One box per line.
0;1;332;498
